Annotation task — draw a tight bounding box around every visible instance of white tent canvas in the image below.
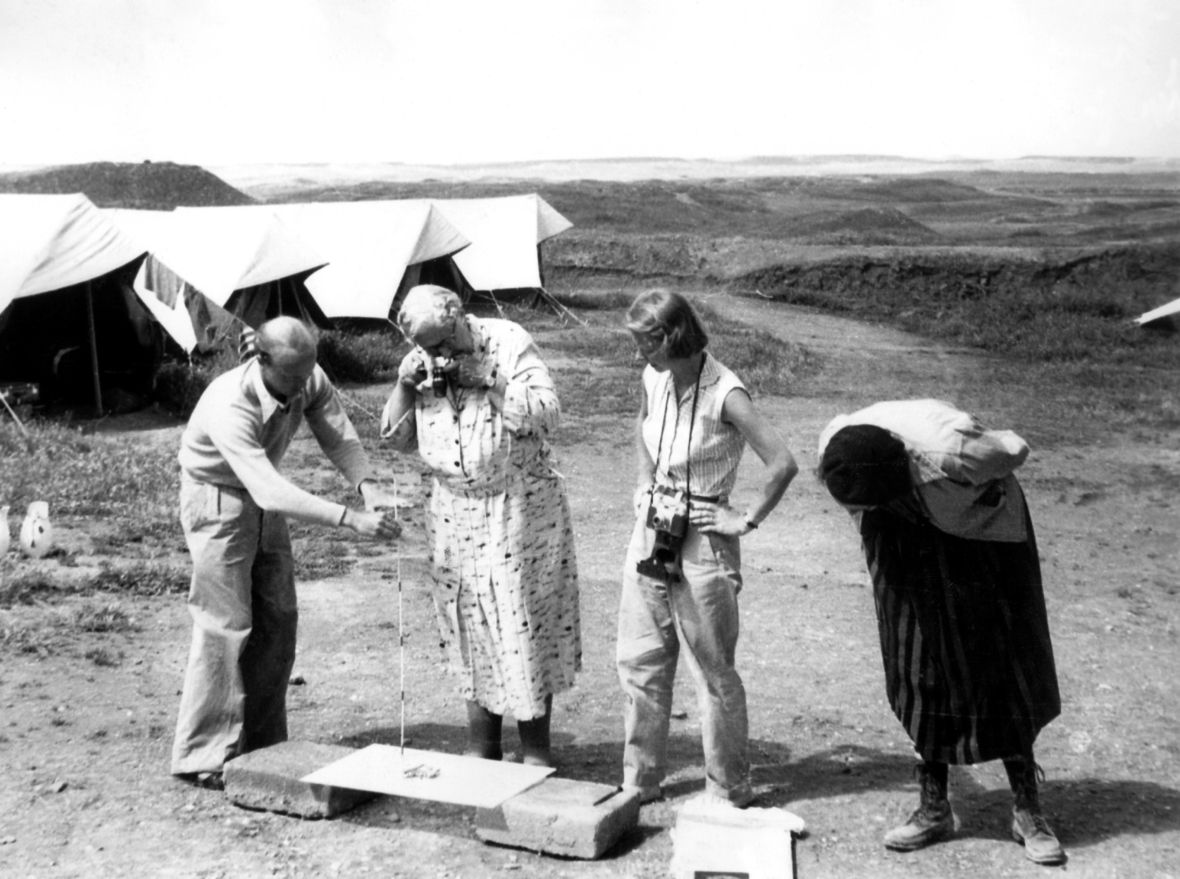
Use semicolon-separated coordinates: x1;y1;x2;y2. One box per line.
0;193;146;316
232;201;470;319
109;207;333;351
123;207;327;308
433;194;572;293
1136;296;1180;326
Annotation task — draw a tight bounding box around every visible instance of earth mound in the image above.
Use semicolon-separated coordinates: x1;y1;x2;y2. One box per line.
786;206;941;245
0;161;254;209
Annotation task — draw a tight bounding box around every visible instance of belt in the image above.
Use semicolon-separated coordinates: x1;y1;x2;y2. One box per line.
653;484;723;504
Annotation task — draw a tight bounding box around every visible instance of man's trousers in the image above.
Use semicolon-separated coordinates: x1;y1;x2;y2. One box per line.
171;479;297;775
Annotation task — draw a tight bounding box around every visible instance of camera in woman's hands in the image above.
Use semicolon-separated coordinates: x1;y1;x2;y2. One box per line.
434;363;450;398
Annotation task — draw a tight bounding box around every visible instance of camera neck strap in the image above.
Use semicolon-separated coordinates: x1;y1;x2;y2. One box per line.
652;352;706;504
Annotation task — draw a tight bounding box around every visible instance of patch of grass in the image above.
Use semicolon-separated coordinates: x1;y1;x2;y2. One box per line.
293;534;354;580
68;600;139;634
90;562;190;597
0;613;54;656
84;646;124;667
1;597;137;657
0;562;188;611
741;249;1180;369
0;419;179;521
0;570;68;608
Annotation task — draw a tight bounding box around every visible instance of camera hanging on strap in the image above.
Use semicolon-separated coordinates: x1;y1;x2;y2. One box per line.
636;356;706;584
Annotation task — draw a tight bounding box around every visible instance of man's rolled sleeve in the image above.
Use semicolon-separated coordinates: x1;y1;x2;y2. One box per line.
304;378;374;490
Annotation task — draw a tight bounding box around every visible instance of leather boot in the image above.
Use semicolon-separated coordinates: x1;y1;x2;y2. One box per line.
884;761;955;851
1005;757;1066;865
517;694;554;767
464;700;503;760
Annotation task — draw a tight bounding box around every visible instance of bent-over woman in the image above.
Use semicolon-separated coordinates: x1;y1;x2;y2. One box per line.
817;398;1064;866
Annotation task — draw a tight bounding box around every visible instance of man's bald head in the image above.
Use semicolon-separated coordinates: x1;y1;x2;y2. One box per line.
256;317;317;367
255;318;318;401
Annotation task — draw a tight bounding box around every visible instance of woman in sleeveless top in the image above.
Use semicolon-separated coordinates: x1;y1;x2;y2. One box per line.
617;289;798;807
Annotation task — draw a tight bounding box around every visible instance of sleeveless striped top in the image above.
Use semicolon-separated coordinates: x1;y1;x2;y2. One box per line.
641;353;748;501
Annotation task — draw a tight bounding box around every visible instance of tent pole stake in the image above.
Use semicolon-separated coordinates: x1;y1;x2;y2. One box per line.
85;280;104;417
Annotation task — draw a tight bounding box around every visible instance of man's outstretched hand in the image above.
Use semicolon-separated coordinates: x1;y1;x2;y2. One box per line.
343;508;401;541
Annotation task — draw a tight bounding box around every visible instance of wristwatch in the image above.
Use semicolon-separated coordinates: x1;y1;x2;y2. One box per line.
484;368;499;390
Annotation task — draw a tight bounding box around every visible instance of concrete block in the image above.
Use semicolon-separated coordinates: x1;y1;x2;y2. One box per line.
224;740;379;819
475;777;640;859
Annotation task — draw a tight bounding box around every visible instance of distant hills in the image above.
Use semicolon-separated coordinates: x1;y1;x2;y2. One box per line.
0;161;253;209
202;155;1180;196
2;156;1177;204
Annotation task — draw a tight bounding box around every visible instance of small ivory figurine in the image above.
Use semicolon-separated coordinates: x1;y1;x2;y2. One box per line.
19;501;53;559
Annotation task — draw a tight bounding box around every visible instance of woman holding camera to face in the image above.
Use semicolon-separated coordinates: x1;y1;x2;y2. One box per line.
618;289;798;807
380;285;581;768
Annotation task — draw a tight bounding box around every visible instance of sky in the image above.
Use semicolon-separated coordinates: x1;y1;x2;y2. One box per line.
2;0;1179;167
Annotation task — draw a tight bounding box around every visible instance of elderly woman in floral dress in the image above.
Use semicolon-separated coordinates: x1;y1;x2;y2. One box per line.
381;285;580;767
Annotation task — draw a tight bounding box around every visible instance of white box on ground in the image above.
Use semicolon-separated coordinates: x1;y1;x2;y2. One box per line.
669;795;806;879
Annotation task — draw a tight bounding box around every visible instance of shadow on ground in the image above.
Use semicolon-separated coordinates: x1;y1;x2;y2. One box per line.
328;725;1180;860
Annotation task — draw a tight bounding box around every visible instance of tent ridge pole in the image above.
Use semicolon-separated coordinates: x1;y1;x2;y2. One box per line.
86;280;104;416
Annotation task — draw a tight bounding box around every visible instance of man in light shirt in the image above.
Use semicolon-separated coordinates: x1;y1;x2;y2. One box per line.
171;317;400;789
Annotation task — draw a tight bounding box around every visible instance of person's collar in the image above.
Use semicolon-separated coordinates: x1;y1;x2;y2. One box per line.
667;351;715;401
698;351;721;388
247;359;295;422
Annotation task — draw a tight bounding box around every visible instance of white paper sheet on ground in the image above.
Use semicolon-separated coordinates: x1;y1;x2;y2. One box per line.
301;745;555;808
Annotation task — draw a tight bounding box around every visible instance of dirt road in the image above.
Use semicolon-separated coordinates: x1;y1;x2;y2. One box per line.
2;293;1177;878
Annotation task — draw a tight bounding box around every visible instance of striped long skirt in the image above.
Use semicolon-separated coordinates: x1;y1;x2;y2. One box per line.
860;503;1060;765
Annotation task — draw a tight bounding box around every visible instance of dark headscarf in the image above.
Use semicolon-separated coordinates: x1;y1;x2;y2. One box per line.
819;424;912;507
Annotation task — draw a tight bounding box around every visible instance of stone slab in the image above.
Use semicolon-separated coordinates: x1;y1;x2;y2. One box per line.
475;777;640;860
302;744;554;808
224;741;379;819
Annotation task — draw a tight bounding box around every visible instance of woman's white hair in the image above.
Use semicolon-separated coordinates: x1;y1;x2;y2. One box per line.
397;285;463;341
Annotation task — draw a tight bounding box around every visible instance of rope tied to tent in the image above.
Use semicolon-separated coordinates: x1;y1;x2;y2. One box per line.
0;390;30;436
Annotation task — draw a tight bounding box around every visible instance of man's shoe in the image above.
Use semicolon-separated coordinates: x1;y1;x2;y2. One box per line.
1012;808;1066;865
698;788;760;810
175;771;224;791
884;801;955;851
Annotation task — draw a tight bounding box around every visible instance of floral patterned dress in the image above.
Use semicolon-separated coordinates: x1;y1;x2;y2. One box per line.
384;316;581;720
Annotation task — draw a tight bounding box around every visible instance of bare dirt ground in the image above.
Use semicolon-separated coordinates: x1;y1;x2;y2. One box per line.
2;291;1178;879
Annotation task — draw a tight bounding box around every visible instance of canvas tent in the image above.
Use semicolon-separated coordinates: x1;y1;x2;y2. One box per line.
110;207;331;353
230;201;470;320
0;193;158;413
432;194;572;297
1136;295;1180;327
